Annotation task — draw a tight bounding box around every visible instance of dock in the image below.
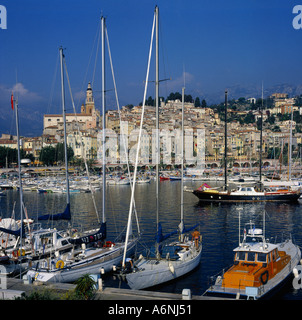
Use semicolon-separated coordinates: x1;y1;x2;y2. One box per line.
2;278;231;300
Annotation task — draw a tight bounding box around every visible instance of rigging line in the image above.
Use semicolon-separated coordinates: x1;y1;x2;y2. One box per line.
47;52;60;115
105;27;140;235
122;12;156;267
159;13;171;99
92;20;101;89
63;56;101;225
75;18;101;111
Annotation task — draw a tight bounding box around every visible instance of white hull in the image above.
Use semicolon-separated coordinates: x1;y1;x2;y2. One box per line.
27;239;137;283
126;243;202;290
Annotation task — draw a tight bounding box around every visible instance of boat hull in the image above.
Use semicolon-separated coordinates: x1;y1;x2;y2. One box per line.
193;190;301;202
126;246;202;290
27;239;137;283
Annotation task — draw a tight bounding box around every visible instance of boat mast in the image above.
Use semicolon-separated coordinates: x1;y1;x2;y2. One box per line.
289;106;293;180
14;96;23;274
101;16;106;224
180;86;185;242
259;83;263;188
155;5;160;251
59;47;70;208
224;90;228;191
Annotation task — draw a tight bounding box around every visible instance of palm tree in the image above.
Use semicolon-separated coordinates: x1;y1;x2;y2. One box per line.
75;274;97;300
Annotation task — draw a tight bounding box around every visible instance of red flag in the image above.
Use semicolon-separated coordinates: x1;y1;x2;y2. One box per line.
11;93;14;110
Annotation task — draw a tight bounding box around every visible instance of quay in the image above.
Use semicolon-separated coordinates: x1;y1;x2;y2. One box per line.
2;278;231;300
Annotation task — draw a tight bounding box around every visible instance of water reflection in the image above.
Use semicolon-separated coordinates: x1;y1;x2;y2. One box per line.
0;180;301;299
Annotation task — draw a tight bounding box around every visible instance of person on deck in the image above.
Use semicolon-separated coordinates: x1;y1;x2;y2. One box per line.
191;229;200;247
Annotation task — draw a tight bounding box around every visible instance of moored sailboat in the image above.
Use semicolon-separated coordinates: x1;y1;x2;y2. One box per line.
122;7;202;290
26;24;138;283
192;91;302;203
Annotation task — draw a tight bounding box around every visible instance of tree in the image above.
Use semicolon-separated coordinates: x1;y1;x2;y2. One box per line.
201;99;207;108
39;146;56;165
39;143;74;166
243;112;255;124
74;274;97;300
55;143;74;163
265;115;275;125
194;97;201;107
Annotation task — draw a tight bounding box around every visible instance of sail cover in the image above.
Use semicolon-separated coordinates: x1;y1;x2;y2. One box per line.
38;203;71;221
156;222;178;243
69;222;106;245
179;222;200;235
0;223;25;238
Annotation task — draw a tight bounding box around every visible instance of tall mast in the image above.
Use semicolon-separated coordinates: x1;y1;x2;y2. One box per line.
101;16;106;223
289;106;293;180
224;90;228;190
155;5;159;241
180;86;185;242
259;83;263;187
59;47;70;207
14;97;23;272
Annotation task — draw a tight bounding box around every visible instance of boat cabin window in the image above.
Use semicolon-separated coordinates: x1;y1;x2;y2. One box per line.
271;249;279;261
257;253;267;262
246;252;256;262
236;251;246;261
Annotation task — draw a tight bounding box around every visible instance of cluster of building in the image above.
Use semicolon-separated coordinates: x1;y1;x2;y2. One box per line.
1;83;302;168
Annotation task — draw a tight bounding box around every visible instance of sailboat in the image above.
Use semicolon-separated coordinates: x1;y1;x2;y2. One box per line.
203;210;301;300
123;7;202;290
192;91;302;203
0;96;77;277
26;20;138;283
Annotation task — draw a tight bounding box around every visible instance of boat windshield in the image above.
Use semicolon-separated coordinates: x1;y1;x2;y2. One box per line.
235;251;267;263
257;253;267;262
236;252;246;261
246;252;256;262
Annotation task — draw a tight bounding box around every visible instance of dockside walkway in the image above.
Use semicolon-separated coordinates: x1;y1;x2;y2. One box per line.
1;278;231;300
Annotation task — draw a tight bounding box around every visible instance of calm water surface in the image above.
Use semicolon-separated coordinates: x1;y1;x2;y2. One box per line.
1;179;302;299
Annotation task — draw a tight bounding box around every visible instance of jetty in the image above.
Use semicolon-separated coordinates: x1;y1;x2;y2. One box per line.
1;278;231;300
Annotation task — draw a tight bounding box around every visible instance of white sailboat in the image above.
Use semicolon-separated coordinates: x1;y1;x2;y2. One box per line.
123;6;202;290
27;20;138;283
0;96;77;277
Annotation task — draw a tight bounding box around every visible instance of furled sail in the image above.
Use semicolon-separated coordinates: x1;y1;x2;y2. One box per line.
0;223;25;238
69;222;106;245
179;222;200;235
38;203;71;221
156;222;178;243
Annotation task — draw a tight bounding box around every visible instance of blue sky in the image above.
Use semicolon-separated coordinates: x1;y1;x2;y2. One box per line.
1;0;302;128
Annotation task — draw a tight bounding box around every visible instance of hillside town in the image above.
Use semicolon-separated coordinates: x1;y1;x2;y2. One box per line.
1;83;302;170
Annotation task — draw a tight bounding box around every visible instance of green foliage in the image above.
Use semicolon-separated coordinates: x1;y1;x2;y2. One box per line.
39;143;74;166
15;274;97;300
16;288;63;300
0;146;32;167
74;274;97;300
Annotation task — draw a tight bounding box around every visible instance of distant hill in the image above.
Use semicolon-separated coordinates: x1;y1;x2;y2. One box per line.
1;82;302;137
201;83;302;105
0;104;43;138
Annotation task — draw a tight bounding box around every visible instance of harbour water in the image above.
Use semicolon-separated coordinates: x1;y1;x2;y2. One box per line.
1;179;302;300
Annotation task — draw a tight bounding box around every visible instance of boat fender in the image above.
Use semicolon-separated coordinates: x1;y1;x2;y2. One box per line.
260;270;269;285
18;249;25;256
169;262;175;274
56;260;64;269
293;267;299;278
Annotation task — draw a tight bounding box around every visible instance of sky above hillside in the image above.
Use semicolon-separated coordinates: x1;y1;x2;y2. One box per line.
0;0;302;135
